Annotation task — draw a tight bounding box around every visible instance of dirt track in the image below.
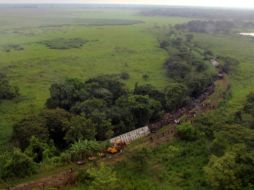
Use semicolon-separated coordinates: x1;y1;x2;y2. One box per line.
6;169;75;190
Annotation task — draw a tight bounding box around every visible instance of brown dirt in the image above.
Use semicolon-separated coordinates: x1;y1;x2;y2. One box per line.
7;169;75;190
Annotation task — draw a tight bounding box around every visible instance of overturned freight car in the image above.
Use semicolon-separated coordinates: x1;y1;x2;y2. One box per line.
109;126;150;144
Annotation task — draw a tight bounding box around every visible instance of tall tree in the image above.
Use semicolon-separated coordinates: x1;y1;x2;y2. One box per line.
12;115;49;150
164;83;188;111
65;116;96;143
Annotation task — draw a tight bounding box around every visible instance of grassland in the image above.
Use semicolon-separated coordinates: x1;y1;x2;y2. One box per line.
0;8;191;147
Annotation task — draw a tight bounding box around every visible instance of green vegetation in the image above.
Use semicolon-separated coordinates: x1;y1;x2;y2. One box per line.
9;74;180;157
176;124;198;141
175;20;254;34
106;91;254;190
141;7;254;20
0;148;37;180
0;9;181;147
244;92;254;116
42;38;87;50
3;28;217;182
74;164;119;190
0;6;254;190
2;44;24;52
161;29;216;98
67;140;102;162
0;73;19;100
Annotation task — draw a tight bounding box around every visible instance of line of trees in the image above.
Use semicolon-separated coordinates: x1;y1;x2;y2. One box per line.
175;20;236;34
141;7;254;21
174;20;254;34
160;30;217;98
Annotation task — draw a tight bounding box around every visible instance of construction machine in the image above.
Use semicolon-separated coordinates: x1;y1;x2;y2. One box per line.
107;140;126;154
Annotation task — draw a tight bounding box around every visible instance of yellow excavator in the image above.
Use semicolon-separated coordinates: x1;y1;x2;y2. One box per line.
107;140;126;154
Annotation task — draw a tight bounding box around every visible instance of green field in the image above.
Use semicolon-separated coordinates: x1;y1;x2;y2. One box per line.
0;8;191;147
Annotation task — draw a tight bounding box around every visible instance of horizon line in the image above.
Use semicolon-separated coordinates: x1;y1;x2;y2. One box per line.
0;3;253;10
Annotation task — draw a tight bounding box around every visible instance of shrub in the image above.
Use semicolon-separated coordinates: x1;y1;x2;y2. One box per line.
244;92;254;116
142;74;149;81
1;149;37;179
218;56;239;74
67;140;101;161
0;72;19;100
25;137;57;163
159;40;169;49
119;72;130;80
86;164;119;190
76;170;94;185
3;44;24;52
204;144;254;190
176;124;198;141
42;38;87;49
12;115;49;150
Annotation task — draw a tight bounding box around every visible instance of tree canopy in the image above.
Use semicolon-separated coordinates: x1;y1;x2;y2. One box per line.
0;72;19;100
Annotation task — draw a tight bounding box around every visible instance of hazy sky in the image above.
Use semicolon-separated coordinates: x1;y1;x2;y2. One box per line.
0;0;254;8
